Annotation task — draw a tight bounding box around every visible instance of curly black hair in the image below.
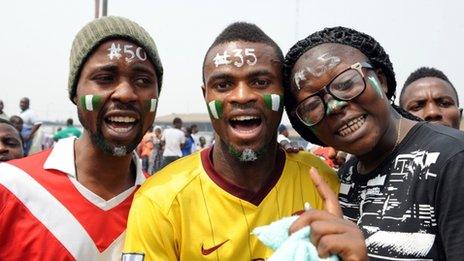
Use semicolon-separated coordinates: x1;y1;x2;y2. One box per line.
401;67;458;106
283;26;420;146
202;22;283;84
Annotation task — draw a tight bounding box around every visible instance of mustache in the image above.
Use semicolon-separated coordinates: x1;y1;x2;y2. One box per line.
230;102;256;110
107;102;141;114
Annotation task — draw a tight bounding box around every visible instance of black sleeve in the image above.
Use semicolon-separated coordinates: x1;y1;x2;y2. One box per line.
436;151;464;259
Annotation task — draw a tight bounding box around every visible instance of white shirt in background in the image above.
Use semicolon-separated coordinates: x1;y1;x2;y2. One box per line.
162;128;186;157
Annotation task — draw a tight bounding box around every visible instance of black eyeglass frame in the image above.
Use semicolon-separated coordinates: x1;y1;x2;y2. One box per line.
294;61;374;127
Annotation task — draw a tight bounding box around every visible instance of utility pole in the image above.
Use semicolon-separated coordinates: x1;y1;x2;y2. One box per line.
94;0;108;18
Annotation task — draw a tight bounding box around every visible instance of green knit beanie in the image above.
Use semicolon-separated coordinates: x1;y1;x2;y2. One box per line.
68;16;163;103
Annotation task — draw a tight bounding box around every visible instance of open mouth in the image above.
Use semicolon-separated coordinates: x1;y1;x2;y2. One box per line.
229;115;263;133
104;116;138;133
337;115;367;137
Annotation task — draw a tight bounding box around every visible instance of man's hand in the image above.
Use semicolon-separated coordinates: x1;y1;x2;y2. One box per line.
289;168;367;261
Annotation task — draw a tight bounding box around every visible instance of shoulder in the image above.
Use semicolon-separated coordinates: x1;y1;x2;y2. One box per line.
285;151;339;189
415;123;464;147
136;151;204;213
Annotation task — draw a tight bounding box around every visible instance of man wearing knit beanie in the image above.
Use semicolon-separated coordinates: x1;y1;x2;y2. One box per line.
0;16;163;260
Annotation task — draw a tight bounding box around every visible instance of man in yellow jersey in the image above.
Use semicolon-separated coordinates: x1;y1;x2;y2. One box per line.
123;22;367;260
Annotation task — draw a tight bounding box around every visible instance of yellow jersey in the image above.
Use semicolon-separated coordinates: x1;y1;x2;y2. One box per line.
124;147;339;260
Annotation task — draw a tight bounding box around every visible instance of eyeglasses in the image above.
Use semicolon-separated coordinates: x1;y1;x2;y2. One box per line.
294;62;373;127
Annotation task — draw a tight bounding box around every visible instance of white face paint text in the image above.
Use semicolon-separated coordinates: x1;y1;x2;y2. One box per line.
107;42;147;63
213;48;257;68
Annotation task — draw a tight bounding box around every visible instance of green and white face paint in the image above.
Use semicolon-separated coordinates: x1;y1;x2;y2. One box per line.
207;100;223;119
263;93;283;112
80;94;102;111
228;146;259;162
367;75;384;98
143;98;158;113
326;99;348;115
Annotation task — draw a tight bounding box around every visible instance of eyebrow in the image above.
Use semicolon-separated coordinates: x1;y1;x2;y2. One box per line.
93;64;118;73
246;69;274;78
207;73;234;83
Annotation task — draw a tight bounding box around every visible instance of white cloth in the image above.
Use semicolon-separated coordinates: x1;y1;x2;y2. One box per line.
277;134;291;144
19;108;40;129
162;128;186;157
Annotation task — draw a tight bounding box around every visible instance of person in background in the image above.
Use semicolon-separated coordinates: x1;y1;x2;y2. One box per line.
138;125;155;173
0;100;8;120
18;97;42;155
53;118;82;141
0;118;24;162
190;124;200;149
181;126;195;156
9;115;23;134
400;67;461;129
196;136;207;150
149;126;163;174
160;117;185;167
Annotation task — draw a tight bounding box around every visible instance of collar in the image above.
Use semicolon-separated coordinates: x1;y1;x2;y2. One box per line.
44;137;145;185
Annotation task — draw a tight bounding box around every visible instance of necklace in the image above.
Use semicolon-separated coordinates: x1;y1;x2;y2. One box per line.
393;117;403;150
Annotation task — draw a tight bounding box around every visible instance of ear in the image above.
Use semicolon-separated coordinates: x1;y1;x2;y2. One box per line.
374;69;389;95
72;95;78;105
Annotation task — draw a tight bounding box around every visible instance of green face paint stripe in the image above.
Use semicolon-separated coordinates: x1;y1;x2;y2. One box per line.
79;95;102;111
367;76;383;97
208;100;223;119
150;98;157;112
263;93;283;111
326;100;347;115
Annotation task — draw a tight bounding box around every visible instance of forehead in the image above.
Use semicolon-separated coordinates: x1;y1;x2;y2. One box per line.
294;43;366;71
403;77;457;100
204;41;281;79
83;38;154;69
0;124;21;138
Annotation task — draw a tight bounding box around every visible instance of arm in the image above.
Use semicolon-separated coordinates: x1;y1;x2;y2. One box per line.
436;151;464;259
124;193;178;260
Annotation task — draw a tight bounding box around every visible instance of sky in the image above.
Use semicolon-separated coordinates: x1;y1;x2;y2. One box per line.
0;0;463;124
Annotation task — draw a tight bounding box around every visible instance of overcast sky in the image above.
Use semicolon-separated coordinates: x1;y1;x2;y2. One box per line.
0;0;462;124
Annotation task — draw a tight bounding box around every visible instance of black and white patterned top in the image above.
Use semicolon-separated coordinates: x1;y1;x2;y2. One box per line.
338;122;464;260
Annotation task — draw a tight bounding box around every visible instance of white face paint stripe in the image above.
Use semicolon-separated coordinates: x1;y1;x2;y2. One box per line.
271;94;280;111
85;95;94;111
150;99;157;112
208;101;219;119
0;164;124;260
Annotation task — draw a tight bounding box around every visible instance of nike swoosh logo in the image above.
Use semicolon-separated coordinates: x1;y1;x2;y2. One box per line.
201;239;229;255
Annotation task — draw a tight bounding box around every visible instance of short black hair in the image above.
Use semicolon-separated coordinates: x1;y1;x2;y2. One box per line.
283;26;420;146
0;118;21;136
202;22;284;83
401;67;459;106
66;118;73;126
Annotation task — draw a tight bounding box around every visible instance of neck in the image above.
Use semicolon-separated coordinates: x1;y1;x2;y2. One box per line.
357;110;414;173
212;138;280;193
74;132;135;200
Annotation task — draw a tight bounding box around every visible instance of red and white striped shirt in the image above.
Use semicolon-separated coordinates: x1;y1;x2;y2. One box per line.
0;137;146;260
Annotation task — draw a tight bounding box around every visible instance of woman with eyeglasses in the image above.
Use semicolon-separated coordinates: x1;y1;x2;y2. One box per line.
283;27;464;260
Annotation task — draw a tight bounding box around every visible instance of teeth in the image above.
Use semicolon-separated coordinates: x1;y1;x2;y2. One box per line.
108;116;136;123
231;116;259;121
112;126;133;132
338;116;366;137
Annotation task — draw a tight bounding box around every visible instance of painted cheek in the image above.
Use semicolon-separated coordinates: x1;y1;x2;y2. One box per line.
142;98;158;113
367;76;384;98
262;93;284;112
79;94;103;112
207;100;224;119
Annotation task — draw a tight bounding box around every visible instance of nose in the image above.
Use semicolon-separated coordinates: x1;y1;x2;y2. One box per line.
111;79;138;103
423;103;443;122
324;93;348;116
228;81;258;105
